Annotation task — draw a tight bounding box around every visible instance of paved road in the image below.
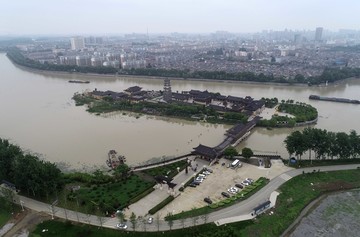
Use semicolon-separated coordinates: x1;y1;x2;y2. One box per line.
16;164;360;232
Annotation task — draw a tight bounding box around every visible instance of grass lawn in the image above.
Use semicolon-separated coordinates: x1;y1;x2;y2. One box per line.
63;175;155;215
0;197;17;228
0;211;11;228
30;219;253;237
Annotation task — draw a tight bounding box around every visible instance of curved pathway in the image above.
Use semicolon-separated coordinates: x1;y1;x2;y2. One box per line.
15;164;360;232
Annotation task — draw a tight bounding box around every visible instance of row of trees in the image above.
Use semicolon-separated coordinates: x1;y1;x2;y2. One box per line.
0;139;63;198
223;147;254;159
284;128;360;162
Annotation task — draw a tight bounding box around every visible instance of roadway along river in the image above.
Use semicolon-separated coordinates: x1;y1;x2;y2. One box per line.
1;53;360;169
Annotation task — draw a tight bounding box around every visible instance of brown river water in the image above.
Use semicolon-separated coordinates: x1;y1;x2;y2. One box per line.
1;53;360;170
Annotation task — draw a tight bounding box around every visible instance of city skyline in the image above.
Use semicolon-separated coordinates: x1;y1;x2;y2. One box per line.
0;0;360;35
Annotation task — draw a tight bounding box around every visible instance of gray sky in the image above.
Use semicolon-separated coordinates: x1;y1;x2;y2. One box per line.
0;0;359;35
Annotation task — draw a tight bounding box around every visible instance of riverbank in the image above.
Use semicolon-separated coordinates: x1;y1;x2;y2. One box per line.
6;53;315;87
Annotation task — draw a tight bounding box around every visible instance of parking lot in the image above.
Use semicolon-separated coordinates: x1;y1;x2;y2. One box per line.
157;158;292;217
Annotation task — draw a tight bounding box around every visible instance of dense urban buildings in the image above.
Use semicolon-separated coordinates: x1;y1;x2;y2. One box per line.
315;27;323;42
12;28;360;80
70;36;85;50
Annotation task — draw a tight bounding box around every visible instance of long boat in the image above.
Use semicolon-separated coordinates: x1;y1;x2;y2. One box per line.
309;95;360;104
68;80;90;84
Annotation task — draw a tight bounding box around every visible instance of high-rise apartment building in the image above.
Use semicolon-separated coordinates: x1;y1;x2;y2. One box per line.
70;37;85;50
315;27;323;42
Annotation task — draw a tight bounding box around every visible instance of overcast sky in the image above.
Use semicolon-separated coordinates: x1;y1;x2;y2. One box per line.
0;0;359;35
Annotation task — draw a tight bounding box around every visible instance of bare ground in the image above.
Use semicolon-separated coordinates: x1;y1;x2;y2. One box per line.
2;210;50;237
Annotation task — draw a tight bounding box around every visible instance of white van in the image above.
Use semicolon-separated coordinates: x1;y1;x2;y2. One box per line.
231;159;242;168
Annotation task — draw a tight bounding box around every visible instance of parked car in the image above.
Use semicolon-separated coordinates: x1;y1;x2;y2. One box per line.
189;182;198;187
227;187;239;194
245;178;254;184
116;223;128;229
242;180;251;185
147;217;153;224
221;192;230;198
235;183;244;189
204;197;213;204
198;174;206;178
205;168;213;173
195;177;204;182
203;171;211;175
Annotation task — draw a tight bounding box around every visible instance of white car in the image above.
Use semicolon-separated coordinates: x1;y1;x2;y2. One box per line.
242;181;250;186
116;223;128;229
198;174;206;178
203;171;211;175
195;177;204;182
245;178;254;184
227;187;239;194
147;217;153;224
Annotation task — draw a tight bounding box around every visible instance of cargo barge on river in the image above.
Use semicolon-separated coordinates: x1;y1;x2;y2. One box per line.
309;95;360;104
68;80;90;84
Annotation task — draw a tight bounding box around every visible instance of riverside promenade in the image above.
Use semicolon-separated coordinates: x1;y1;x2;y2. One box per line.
14;164;360;232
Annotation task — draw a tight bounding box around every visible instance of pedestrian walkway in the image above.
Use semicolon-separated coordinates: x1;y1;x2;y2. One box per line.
280;173;292;181
215;213;254;226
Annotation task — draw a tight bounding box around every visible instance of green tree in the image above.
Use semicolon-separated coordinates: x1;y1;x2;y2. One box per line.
242;147;254;160
129;212;137;231
166;212;174;230
117;211;125;224
223;147;238;159
114;164;130;181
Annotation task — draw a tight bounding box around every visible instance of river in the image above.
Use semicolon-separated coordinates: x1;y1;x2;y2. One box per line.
1;53;360;170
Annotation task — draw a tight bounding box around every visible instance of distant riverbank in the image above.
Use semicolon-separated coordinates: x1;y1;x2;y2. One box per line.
7;54;313;87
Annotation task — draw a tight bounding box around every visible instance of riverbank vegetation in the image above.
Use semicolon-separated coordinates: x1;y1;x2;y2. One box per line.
0;138;183;217
72;93;249;124
0;139;63;199
6;47;360;85
284;128;360;163
258;100;318;128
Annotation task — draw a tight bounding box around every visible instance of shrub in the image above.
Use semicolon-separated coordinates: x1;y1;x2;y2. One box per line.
148;195;175;215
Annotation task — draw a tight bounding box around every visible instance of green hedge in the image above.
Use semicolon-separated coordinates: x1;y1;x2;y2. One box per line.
129;187;155;204
148;195;175;215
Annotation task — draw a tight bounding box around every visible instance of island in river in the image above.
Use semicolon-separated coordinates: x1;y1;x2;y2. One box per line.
73;86;318;128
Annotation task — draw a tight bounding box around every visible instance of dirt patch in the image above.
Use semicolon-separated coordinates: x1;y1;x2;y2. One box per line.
315;181;354;192
2;210;51;237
